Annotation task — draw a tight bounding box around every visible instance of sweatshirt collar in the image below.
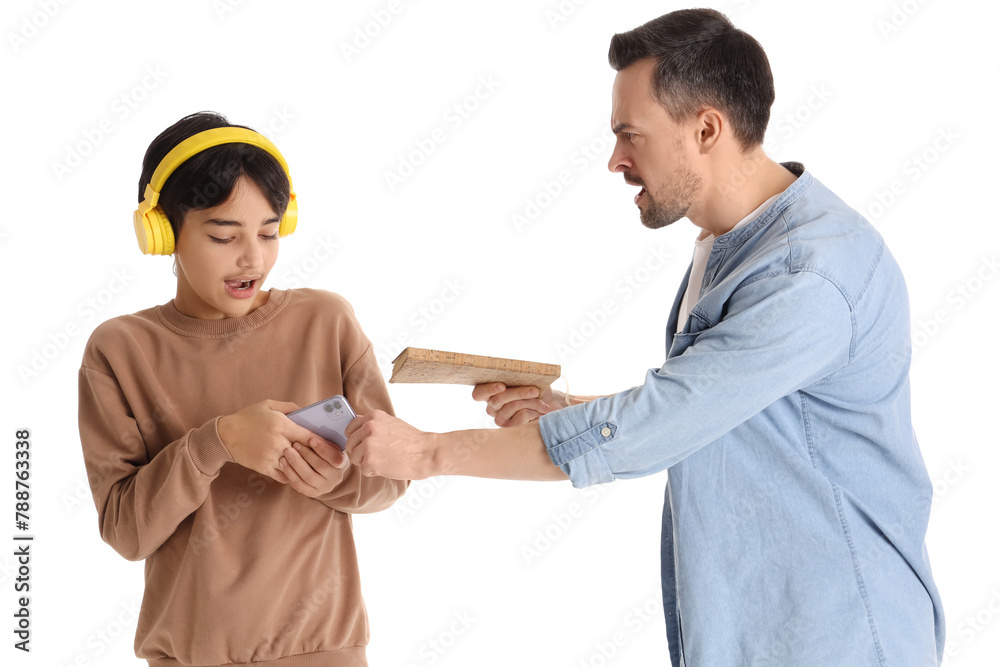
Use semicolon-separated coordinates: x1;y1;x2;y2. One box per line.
157;288;290;337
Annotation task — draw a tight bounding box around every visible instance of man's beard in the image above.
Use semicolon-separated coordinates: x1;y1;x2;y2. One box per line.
637;166;702;230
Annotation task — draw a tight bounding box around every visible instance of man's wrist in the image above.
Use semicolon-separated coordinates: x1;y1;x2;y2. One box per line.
429;430;460;477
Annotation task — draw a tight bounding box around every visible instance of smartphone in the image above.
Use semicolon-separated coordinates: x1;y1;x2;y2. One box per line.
286;395;357;450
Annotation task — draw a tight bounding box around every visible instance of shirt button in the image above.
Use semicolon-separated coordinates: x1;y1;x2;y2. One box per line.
600;427;611;437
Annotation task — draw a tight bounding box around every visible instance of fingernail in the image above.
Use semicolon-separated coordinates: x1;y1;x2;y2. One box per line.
279;457;287;467
293;442;302;450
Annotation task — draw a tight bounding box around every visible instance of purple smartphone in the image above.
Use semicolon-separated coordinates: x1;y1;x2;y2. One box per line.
286;395;357;450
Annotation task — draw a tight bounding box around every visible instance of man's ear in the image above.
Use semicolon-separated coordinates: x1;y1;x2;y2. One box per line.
694;108;724;154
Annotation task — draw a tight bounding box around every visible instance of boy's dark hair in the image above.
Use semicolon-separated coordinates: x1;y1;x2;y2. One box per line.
608;8;773;151
137;111;290;238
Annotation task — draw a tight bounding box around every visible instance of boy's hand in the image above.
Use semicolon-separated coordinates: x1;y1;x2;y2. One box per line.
275;436;350;497
218;399;328;482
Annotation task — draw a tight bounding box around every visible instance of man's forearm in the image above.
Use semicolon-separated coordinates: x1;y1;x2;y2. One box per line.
432;421;568;481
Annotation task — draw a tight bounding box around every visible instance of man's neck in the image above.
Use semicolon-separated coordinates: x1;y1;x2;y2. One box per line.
689;151;798;238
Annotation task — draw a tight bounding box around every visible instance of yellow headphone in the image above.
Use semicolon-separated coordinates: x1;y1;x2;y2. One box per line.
132;127;298;255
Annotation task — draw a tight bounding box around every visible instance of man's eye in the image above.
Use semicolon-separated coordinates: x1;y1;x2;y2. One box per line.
625;132;636;141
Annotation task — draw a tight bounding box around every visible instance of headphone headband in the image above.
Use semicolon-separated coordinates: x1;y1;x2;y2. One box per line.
133;126;298;255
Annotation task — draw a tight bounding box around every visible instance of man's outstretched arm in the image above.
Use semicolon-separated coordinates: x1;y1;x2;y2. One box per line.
343;410;568;482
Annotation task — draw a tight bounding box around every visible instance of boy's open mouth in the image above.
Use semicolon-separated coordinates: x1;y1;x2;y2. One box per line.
224;279;257;297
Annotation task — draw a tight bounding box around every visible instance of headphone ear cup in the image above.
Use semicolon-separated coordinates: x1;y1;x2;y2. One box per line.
278;194;297;238
149;208;176;255
133;207;176;255
133;209;156;255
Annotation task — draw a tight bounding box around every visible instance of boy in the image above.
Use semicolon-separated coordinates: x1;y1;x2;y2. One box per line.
78;111;406;666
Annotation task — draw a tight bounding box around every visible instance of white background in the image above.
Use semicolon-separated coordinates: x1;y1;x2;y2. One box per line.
2;0;998;665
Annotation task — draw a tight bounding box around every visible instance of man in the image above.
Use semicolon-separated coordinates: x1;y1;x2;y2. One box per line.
344;8;944;666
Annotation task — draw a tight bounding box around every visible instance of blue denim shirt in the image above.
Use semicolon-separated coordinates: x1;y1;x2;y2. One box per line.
539;164;945;666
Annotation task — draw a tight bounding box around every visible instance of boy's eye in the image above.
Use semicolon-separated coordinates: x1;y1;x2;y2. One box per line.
261;231;280;241
209;236;232;244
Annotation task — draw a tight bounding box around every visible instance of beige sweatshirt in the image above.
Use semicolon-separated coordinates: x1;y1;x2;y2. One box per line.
78;288;407;666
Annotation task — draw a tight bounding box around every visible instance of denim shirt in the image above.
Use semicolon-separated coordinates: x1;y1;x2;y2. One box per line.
538;164;945;666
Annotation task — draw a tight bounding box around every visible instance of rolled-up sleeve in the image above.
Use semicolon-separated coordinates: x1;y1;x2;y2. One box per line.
538;270;854;488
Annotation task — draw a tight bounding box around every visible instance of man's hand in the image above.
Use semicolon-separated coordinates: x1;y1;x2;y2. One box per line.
472;383;565;427
218;399;334;483
277;436;351;497
344;410;438;480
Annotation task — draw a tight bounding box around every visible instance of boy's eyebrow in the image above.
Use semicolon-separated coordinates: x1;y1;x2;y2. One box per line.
203;217;280;227
204;218;242;227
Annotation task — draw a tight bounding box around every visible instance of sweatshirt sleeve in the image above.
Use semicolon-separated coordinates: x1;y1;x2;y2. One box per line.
79;365;233;561
313;342;409;513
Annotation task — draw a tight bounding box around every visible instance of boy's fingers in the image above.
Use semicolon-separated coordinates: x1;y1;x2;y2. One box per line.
269;400;301;414
309;438;350;469
281;447;324;488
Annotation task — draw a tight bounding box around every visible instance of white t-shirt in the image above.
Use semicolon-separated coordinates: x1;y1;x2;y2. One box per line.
676;194;781;334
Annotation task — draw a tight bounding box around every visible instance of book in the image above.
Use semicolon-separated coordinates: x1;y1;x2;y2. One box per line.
389;347;561;388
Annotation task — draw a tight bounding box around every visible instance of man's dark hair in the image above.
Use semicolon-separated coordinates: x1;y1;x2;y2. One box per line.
608;8;773;151
137;111;290;239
